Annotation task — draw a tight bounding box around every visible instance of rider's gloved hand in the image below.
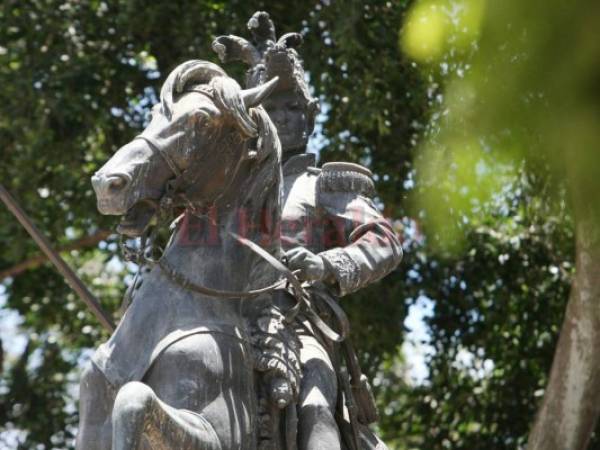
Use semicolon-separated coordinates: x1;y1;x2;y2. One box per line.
284;247;331;282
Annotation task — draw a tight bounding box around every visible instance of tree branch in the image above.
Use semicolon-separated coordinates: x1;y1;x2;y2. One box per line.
0;230;113;280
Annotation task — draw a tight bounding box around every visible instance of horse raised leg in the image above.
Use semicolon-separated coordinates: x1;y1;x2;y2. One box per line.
111;332;255;450
112;381;221;450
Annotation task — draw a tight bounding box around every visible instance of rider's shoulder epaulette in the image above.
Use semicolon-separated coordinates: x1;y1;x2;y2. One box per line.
317;162;375;198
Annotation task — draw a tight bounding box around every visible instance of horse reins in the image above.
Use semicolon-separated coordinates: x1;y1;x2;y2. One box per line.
157;233;349;343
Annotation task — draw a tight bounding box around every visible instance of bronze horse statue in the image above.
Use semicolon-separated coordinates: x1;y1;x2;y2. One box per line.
78;60;288;450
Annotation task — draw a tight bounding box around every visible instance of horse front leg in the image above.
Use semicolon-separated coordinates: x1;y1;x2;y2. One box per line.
111;381;222;450
76;363;115;450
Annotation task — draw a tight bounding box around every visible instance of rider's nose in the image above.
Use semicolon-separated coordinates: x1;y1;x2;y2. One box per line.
280;110;289;124
271;110;286;126
91;173;130;195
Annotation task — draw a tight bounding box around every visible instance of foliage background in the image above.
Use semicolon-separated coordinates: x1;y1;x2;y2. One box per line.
0;0;593;449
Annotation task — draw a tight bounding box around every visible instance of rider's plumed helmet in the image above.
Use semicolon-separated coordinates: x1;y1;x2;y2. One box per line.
212;11;319;134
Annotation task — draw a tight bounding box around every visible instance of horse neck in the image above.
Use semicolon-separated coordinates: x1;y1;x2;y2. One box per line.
164;154;282;293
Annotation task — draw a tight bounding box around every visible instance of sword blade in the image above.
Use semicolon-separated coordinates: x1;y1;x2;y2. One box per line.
0;184;115;332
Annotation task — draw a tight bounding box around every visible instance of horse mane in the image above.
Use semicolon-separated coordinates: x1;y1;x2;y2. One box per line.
160;59;258;139
241;105;282;210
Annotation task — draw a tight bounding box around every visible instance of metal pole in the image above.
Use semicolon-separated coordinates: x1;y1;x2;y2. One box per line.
0;184;115;332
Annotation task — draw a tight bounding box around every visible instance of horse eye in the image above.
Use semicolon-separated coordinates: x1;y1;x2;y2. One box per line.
194;110;212;127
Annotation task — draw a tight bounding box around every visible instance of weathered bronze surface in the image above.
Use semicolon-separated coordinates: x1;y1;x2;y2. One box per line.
77;12;401;450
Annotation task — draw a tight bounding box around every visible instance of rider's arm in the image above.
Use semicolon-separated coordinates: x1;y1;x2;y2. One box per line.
316;163;402;297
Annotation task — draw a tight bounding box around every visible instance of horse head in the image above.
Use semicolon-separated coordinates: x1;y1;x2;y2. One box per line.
91;60;279;236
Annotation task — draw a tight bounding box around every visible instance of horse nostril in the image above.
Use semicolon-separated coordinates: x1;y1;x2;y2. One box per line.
92;173;130;194
107;175;128;191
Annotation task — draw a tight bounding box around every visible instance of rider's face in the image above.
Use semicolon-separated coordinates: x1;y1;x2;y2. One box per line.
263;90;309;152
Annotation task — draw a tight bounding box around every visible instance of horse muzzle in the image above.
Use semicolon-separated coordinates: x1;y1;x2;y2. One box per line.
91;172;135;215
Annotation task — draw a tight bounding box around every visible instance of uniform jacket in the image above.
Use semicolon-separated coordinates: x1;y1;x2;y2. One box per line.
281;153;402;296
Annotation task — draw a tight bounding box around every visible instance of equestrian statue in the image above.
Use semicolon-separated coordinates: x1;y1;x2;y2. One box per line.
77;12;401;450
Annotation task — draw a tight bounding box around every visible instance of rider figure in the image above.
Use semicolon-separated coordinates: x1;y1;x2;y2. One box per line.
214;12;402;450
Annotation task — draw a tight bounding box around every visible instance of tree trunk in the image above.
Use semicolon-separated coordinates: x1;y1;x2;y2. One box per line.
527;211;600;450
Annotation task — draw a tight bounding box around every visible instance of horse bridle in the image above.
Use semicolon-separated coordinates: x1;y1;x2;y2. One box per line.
132;85;255;213
132;133;231;213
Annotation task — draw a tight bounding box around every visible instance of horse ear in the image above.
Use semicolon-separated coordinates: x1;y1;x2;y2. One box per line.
240;76;279;109
161;60;226;119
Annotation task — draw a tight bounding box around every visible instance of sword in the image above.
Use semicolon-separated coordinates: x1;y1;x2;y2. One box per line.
0;184;116;332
